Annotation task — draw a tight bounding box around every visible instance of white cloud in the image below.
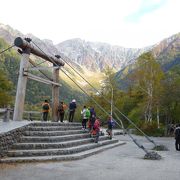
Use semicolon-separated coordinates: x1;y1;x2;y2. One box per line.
0;0;179;48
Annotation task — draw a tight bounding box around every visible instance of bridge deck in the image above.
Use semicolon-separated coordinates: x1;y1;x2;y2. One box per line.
0;120;31;134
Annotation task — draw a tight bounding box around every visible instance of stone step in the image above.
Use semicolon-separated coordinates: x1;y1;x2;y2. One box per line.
7;139;119;157
27;126;82;131
31;122;81;127
20;133;91;143
0;141;125;163
23;130;86;136
12;136;110;150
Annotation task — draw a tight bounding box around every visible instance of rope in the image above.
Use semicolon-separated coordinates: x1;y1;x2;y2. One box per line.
0;45;15;55
35;59;47;66
28;58;53;81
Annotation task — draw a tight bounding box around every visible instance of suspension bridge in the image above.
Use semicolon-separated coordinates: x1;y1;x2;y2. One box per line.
0;37;163;163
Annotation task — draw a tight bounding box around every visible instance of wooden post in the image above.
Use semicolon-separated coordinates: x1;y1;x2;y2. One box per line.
13;49;30;121
52;65;60;121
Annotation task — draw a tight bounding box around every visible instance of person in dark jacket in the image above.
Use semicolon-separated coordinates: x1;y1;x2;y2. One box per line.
68;99;77;122
106;116;114;139
90;107;96;129
174;124;180;151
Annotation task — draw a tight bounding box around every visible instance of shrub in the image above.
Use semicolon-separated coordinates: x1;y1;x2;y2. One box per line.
135;121;165;137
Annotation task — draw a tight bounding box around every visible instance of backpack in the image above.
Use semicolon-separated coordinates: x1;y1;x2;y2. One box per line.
111;120;115;127
43;104;49;110
85;109;90;118
58;104;64;112
175;128;180;139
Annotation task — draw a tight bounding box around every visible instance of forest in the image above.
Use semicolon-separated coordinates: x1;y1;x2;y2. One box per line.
0;38;180;136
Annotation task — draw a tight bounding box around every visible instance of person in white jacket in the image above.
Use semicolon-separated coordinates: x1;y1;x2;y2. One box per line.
81;106;89;130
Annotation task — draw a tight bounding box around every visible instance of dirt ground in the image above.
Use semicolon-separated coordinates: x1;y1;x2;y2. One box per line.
0;135;180;180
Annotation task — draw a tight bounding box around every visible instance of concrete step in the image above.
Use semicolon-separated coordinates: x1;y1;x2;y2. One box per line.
23;130;86;136
12;136;110;150
31;122;81;127
0;141;125;163
20;133;91;143
7;139;119;157
27;126;82;131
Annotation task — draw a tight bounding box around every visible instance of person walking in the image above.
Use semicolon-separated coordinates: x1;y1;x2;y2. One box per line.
68;99;77;122
174;124;180;151
58;101;67;122
106;116;115;139
81;106;90;130
42;100;50;121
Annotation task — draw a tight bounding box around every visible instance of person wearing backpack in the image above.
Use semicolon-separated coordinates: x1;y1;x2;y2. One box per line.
174;124;180;151
106;116;115;139
81;106;90;130
58;101;67;122
42;100;50;121
68;99;77;122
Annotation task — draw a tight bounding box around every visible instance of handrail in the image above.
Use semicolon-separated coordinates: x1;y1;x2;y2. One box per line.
23;111;42;121
0;108;42;121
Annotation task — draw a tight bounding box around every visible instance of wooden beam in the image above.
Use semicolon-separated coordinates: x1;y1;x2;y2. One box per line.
23;72;61;86
14;37;65;67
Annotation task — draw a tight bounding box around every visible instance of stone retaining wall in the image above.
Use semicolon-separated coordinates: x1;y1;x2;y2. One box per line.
0;125;29;157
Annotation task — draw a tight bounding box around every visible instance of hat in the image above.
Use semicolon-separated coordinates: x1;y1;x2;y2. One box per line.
72;99;76;102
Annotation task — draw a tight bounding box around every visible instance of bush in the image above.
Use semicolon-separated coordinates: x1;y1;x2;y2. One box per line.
135;121;165;137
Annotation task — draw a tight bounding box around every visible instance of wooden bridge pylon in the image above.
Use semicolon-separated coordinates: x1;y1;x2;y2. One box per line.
13;37;65;121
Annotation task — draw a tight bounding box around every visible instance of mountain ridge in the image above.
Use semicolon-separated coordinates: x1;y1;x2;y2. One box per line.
0;23;149;72
0;22;179;80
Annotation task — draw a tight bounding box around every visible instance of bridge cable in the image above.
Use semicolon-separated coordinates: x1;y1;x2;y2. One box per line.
30;40;152;154
59;55;157;145
29;58;53;81
0;45;15;55
59;59;157;146
31;39;157;146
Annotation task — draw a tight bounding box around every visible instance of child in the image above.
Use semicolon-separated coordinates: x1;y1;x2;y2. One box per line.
107;116;115;139
91;118;100;143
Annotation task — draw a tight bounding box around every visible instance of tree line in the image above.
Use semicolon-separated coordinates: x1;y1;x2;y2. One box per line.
85;52;180;136
0;37;179;136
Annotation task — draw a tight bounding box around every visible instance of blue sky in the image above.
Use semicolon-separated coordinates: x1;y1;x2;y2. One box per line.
0;0;179;48
126;0;167;22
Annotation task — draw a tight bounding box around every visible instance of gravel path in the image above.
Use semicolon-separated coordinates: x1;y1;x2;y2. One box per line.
0;135;179;180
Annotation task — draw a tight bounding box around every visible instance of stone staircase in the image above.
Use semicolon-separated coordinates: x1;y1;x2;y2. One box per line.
0;122;125;163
